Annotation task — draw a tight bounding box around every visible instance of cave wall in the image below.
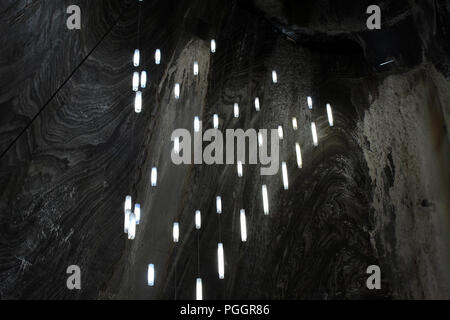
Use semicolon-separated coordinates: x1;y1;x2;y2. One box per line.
0;0;449;299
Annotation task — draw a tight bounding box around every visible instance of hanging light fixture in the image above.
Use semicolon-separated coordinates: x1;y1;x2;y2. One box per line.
272;70;278;83
174;137;180;154
132;72;139;91
135;91;142;113
196;278;203;300
151;167;157;187
217;243;224;279
327;103;334;126
194;116;200;133
237;161;243;177
211;39;216;53
311;122;318;146
140;71;147;89
213;114;219;129
124;196;132;214
124;209;131;234
173;222;180;243
240;209;247;242
155;49;161;65
174;83;180;99
278;125;284;140
216;196;222;214
307;96;313;109
292;117;298;130
134;203;141;225
195;210;201;230
234;103;239;118
262;185;269;215
193;61;199;76
258;132;263;147
128;211;136;240
148;264;155;286
281;162;289;190
133;49;140;67
124;196;132;233
295;143;303;168
254;97;260;111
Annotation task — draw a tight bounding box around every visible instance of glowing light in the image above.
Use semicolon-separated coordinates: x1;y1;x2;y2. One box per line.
240;209;247;242
292;117;298;130
128;211;136;240
134;203;141;225
174;83;180;99
311;122;318;146
124;209;131;234
124;196;132;233
213;114;219;129
216;196;222;214
196;278;203;300
234;103;239;118
307;96;313;109
281;161;289;190
237;161;243;177
140;71;147;88
133;49;140;67
174;137;180;154
194;116;200;133
155;49;161;65
148;264;155;286
272;70;278;83
151;167;157;187
327;103;334;126
211;39;216;53
173;222;179;243
258;132;263;147
379;59;394;66
125;196;132;213
135;91;142;113
262;185;269;215
295;143;303;168
193;61;199;76
217;243;224;279
254;97;260;111
195;210;201;230
132;72;139;91
278;125;284;140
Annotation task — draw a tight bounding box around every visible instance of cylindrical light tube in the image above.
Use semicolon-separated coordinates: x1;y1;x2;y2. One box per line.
195;210;201;230
148;264;155;286
311;122;318;146
262;185;269;215
173;222;179;243
155;49;161;65
217;243;224;279
282;161;289;190
240;209;247;242
216;196;222;214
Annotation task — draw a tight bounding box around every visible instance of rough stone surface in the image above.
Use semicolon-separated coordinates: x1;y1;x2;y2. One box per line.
0;0;449;299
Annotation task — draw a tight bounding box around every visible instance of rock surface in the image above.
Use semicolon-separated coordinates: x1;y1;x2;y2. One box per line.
0;0;448;299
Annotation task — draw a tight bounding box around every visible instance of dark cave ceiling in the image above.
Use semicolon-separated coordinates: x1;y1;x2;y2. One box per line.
0;0;449;299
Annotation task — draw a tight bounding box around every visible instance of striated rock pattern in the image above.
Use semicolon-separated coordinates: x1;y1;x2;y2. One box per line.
0;0;449;299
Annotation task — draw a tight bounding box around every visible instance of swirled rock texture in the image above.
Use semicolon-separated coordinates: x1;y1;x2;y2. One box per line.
0;0;449;299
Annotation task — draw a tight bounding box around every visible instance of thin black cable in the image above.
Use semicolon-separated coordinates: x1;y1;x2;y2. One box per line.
0;13;124;161
218;212;222;243
174;243;177;300
137;1;142;49
197;230;200;276
132;0;143;196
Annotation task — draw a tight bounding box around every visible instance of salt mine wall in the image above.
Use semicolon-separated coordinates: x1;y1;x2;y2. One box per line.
0;0;449;299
